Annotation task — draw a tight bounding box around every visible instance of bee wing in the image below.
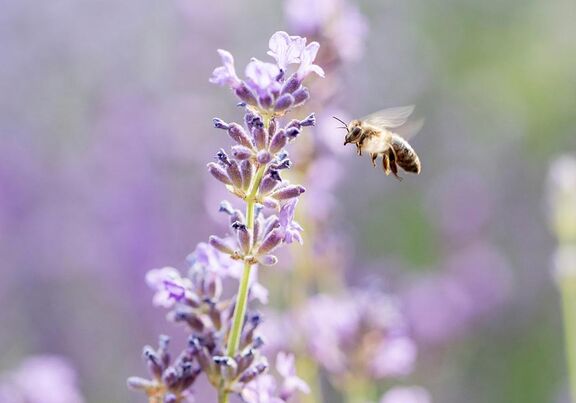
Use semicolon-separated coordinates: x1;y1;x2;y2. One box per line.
393;117;424;141
362;105;415;129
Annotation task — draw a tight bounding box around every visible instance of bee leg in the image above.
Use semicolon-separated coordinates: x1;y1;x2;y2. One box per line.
356;144;362;156
370;153;377;167
388;148;403;181
382;152;391;175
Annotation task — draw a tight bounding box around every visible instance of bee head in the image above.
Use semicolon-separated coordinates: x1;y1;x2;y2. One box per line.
333;116;363;146
344;120;362;145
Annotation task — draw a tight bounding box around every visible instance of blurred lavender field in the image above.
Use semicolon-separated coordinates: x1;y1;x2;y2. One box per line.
1;0;575;402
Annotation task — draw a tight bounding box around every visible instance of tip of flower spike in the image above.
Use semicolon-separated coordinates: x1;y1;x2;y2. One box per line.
213;118;230;130
300;113;316;127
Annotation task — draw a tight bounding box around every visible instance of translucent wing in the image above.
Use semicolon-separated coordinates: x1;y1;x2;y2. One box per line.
362;105;415;129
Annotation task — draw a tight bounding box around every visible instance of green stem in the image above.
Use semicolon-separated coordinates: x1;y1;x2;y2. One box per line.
218;384;229;403
226;260;253;356
560;271;576;402
219;163;268;400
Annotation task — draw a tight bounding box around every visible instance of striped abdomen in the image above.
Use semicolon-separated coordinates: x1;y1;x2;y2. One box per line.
391;135;421;174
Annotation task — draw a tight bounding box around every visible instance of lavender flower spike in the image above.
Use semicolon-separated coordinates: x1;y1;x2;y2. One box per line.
132;30;320;403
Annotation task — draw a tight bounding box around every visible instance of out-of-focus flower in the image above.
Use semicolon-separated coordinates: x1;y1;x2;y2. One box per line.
298;290;415;380
370;336;417;378
548;155;576;242
241;353;309;403
426;171;492;243
380;386;432;403
404;243;511;345
276;352;310;398
285;0;368;64
0;356;85;403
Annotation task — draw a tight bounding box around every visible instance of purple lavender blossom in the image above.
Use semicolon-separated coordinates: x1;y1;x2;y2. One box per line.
278;199;304;244
210;31;323;116
146;267;193;308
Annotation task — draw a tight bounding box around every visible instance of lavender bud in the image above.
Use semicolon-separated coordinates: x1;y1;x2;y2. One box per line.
233;222;252;254
262;197;279;210
214;356;238;381
244;112;257;131
257;150;272;165
226;160;243;188
262;216;280;236
252;336;265;349
219;200;235;215
231;145;253;160
281;73;301;95
143;347;163;379
196;345;215;375
236;349;256;374
259;93;273;109
285;126;300;139
271;185;306;200
127;377;152;391
208;302;222;329
292;87;310;106
269;129;287;154
230;209;245;225
235;82;258;106
257;229;283;255
207;163;231;185
300;113;316;127
253;125;267;150
241;160;254;191
228;123;253;148
163;367;179;389
213;117;230;130
158;335;171;368
259;254;278;266
239;363;268;383
216;149;232;166
209;236;235;255
259;174;279;195
268;119;277;138
274;93;295;112
272;159;292;170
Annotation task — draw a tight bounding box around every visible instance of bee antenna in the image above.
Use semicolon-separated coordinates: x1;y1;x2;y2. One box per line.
332;116;348;128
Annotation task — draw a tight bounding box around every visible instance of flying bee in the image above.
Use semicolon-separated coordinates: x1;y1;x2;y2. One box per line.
334;105;422;181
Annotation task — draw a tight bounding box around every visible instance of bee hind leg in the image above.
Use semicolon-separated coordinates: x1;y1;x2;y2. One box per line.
388;148;403;181
382;152;391;176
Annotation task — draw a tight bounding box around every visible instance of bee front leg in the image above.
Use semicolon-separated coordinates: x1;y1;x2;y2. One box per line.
356;144;362;156
370;153;377;167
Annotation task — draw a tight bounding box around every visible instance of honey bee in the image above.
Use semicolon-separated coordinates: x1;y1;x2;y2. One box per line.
334;105;422;180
